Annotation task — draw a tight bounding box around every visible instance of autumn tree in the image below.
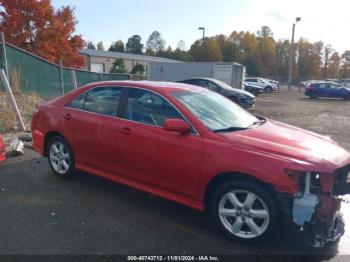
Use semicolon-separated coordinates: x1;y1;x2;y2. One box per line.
340;51;350;78
126;35;143;54
109;40;125;52
328;52;341;78
146;31;166;53
189;38;223;62
109;58;126;73
323;45;335;79
256;26;277;76
239;32;259;75
0;0;85;68
214;34;240;62
275;40;290;78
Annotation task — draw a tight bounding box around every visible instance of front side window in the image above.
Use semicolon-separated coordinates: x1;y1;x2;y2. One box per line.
173;90;258;131
83;87;123;116
123;88;183;127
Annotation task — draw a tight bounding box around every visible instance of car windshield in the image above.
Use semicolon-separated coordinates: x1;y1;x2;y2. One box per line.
173;90;259;131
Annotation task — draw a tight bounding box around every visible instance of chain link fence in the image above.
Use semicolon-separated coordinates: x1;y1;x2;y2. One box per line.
0;41;130;98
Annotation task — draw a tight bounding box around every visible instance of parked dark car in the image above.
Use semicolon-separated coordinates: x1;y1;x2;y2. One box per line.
305;82;350;100
243;82;264;96
177;78;255;108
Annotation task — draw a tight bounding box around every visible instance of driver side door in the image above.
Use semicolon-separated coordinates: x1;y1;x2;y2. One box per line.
116;87;203;198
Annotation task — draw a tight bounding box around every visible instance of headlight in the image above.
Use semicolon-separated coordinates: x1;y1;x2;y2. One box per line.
284;169;322;194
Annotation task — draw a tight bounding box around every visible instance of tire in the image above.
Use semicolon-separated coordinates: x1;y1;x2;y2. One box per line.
309;92;318;99
210;180;278;244
265;86;273;92
47;136;75;179
344;94;350;100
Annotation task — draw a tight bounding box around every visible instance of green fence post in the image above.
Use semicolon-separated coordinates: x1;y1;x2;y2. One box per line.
59;59;64;94
1;32;9;79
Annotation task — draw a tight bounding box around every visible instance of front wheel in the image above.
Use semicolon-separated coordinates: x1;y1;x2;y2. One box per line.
210;181;278;244
265;86;273;92
47;136;75;179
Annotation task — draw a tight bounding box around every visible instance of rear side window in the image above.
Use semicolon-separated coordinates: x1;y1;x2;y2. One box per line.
83;87;123;116
183;79;198;85
67;93;86;109
123;88;183;127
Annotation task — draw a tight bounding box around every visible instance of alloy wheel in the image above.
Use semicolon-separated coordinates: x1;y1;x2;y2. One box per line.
49;141;71;175
218;190;270;239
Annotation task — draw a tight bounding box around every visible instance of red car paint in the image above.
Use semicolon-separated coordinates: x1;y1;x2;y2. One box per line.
31;81;350;213
0;136;5;163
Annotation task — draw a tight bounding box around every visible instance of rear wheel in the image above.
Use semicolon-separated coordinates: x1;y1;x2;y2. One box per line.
309;92;318;99
210;181;278;244
47;136;75;179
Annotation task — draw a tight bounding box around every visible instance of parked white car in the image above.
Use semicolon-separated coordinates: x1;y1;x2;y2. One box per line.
245;77;278;92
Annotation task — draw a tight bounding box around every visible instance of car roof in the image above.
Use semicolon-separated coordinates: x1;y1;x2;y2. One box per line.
83;80;205;94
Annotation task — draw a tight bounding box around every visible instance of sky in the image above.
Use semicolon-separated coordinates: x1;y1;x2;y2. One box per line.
52;0;350;53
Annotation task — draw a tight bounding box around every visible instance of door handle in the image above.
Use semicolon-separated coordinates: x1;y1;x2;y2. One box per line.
63;113;72;120
120;127;132;135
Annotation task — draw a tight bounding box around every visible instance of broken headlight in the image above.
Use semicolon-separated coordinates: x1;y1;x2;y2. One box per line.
284;169;322;195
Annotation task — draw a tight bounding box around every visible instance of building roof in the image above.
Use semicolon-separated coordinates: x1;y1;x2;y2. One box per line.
80;49;181;63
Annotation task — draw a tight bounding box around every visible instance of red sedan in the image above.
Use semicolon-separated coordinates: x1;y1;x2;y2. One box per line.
31;81;350;246
0;136;5;163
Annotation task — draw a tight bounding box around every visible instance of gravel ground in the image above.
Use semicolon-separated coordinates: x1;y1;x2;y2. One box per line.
0;86;349;260
0;92;43;134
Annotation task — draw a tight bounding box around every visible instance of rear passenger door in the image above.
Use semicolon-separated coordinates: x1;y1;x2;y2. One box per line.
64;86;124;173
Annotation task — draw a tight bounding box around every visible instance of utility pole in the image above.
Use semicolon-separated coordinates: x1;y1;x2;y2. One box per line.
288;17;301;91
198;27;205;44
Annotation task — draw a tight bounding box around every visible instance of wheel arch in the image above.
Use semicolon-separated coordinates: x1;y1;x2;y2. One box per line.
203;172;280;211
44;131;67;157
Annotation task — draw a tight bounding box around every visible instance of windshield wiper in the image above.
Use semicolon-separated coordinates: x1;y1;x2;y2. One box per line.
213;126;247;133
247;118;266;128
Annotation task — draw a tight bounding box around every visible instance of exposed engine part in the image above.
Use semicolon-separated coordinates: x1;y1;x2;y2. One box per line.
292;172;319;226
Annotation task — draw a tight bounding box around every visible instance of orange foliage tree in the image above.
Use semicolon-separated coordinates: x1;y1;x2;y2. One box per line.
0;0;86;68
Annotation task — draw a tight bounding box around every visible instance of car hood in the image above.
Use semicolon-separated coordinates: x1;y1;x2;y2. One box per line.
221;88;255;98
219;120;350;172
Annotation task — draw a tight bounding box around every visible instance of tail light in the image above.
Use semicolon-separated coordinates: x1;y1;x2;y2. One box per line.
0;144;5;157
307;85;313;91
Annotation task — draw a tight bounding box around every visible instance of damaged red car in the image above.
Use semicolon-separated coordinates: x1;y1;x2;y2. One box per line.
31;81;350;247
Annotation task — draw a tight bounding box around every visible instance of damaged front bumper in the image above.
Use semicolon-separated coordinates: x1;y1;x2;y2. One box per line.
282;165;350;247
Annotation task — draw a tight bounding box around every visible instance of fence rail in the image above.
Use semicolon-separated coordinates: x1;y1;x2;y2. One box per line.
0;41;131;97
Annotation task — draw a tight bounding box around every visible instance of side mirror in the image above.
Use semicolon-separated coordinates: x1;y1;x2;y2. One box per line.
163;119;190;134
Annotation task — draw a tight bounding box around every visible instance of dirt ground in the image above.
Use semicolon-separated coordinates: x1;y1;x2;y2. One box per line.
249;86;350;152
0;92;43;134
